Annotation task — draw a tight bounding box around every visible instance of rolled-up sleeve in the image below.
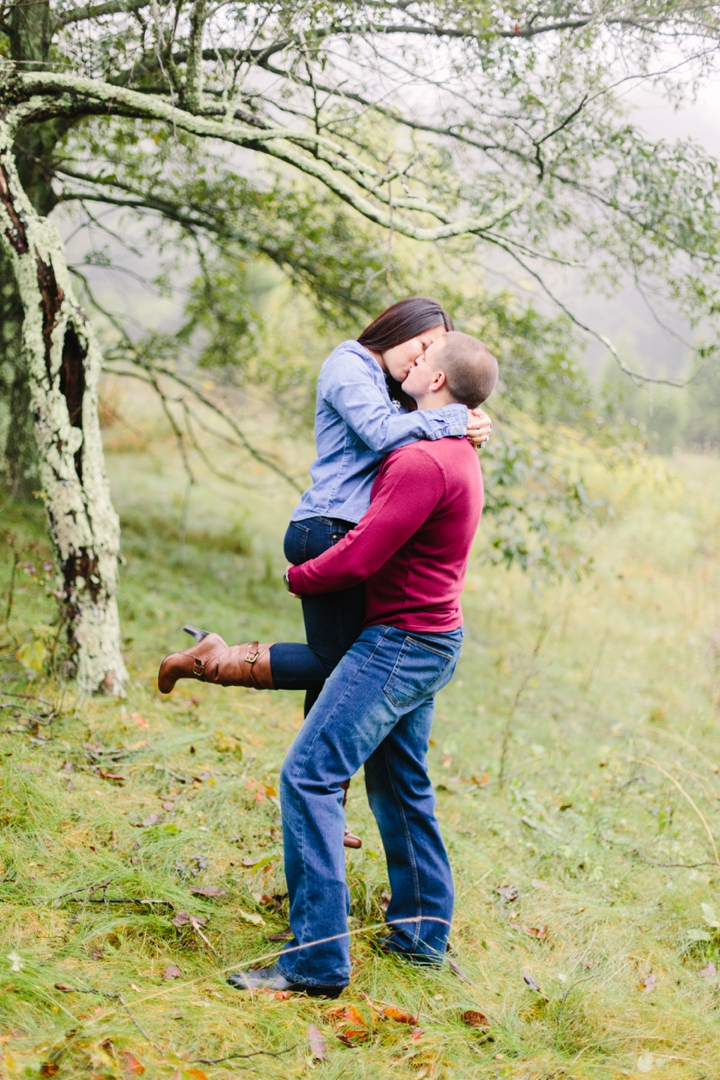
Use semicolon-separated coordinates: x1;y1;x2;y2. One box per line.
322;352;467;454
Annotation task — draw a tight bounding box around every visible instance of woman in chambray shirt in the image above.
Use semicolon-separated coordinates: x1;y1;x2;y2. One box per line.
278;297;492;732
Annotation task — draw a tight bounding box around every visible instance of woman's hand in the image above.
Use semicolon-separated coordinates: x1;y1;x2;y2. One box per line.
466;408;493;449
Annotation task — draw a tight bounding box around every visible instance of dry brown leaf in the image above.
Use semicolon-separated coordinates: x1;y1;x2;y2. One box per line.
495;885;518;903
184;1070;208;1080
172;911;208;928
343;1004;368;1028
461;1010;491;1030
522;971;541;991
640;972;657;993
698;961;717;979
471;773;490;787
325;1005;347;1022
379;1005;417;1025
336;1028;369;1046
39;1062;59;1076
162;965;182;980
54;983;75;993
308;1023;328;1061
98;771;125;785
510;924;548;940
120;1050;145;1077
189;886;227;898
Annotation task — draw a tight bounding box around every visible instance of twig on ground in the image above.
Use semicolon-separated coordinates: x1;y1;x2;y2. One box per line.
193;1046;297;1065
64;898;176;908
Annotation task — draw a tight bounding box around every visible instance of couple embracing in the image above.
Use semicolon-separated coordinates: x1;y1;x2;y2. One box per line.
158;296;498;997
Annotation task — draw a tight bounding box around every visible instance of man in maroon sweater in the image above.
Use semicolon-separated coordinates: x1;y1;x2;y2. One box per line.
227;332;498;997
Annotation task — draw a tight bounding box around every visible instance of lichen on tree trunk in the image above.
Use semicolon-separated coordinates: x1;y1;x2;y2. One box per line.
0;119;127;694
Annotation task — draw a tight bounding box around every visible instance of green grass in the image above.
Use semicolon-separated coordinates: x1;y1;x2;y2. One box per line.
2;408;720;1080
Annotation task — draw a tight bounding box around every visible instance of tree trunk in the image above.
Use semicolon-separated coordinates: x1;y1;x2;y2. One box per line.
0;123;127;694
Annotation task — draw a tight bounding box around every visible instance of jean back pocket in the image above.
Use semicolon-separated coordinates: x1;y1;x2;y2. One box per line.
383;636;459;708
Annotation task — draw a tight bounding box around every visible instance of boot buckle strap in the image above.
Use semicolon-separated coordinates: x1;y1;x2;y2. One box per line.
244;643;260;664
192;657;205;676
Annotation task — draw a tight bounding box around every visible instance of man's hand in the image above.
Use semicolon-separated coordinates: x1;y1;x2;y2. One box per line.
284;567;301;598
466;408;493;449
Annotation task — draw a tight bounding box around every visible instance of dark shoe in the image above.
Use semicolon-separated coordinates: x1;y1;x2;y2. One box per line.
227;964;345;998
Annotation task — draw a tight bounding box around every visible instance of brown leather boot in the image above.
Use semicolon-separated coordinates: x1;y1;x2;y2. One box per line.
158;627;274;694
340;779;362;849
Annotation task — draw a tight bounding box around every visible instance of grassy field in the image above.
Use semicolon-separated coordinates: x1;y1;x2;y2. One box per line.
1;399;720;1080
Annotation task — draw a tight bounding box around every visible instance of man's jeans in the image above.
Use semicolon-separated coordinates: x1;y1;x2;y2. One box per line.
276;623;463;988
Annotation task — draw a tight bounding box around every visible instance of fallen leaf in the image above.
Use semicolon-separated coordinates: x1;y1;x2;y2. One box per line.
40;1062;59;1076
131;713;149;729
189;886;228;898
54;983;75;993
172;911;208;928
142;813;163;827
238;909;265;926
495;885;518;903
263;784;277;798
261;893;286;912
636;1051;655;1074
267;929;292;942
702;902;720;929
0;984;15;995
379;1005;417;1025
120;1049;145;1076
411;1027;423;1040
461;1010;491;1030
510;924;548;940
183;1070;208;1080
336;1029;369;1046
129;983;141;992
325;1005;347;1022
240;855;277;870
640;972;656;993
308;1023;328;1061
98;771;125;785
273;990;292;999
162;965;182;980
471;773;490;787
522;971;541;992
698;961;717;979
532;879;549;891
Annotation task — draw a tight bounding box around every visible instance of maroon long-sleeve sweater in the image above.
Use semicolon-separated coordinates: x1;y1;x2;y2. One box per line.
288;437;483;633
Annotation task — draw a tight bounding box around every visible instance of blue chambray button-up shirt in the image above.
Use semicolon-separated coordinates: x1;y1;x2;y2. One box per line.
291;340;468;525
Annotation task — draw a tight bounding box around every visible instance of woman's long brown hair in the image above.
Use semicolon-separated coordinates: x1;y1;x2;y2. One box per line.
358;297;453;412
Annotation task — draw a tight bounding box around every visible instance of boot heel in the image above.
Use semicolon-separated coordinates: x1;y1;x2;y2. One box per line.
184;625;211;643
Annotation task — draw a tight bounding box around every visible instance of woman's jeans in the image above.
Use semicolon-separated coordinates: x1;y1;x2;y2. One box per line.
276;623;463;987
273;517;365;715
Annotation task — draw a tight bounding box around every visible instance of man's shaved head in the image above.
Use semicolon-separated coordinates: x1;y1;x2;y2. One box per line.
432;332;498;408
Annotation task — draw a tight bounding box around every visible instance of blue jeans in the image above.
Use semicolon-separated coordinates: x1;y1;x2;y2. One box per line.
276;623;463;987
275;517;365;715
